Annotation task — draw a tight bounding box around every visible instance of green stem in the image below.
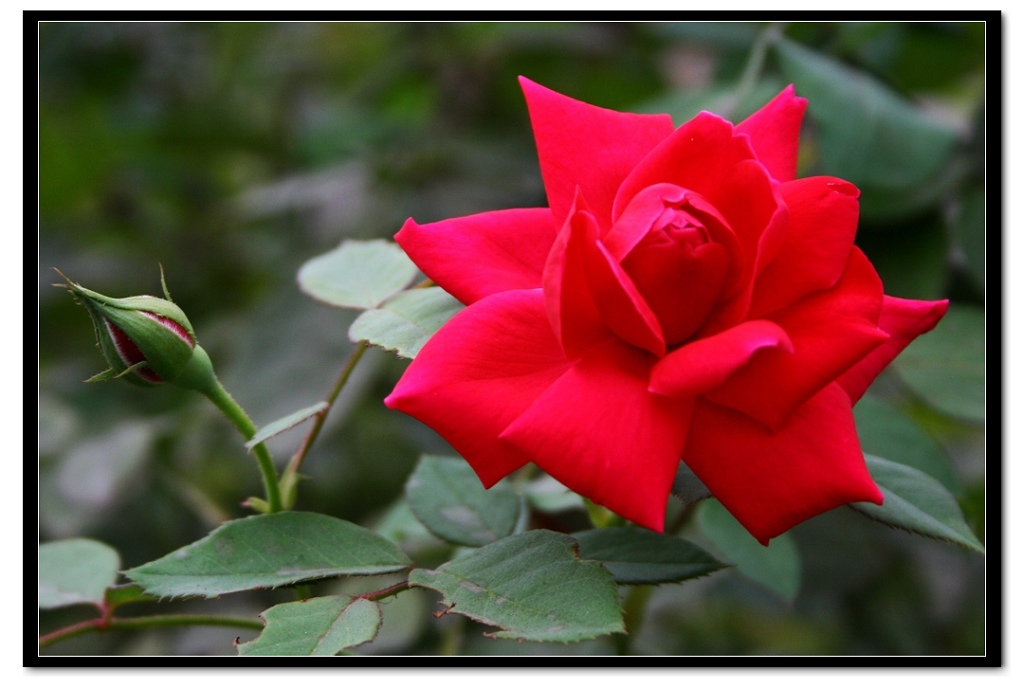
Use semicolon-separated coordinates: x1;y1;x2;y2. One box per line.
39;613;263;649
284;340;369;480
203;377;283;513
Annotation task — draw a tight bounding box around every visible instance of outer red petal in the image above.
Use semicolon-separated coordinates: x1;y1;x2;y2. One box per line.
649;320;793;398
748;177;860;318
385;289;570;487
836;296;950;403
520;77;675;230
683;384;884;545
735;84;808;183
500;338;693;532
707;248;889;429
395;208;558;305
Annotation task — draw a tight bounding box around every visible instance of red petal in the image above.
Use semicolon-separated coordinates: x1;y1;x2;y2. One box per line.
385;289;570;487
501;338;692;531
684;384;884;545
735;84;808;183
837;296;950;403
707;248;889;429
697;159;788;335
649;320;793;397
543;205;611;360
585;239;666;357
748;177;860;317
395;208;558;305
612;111;753;223
520;77;674;229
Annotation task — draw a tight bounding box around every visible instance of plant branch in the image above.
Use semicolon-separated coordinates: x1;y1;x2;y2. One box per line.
284;339;369;481
39;613;263;649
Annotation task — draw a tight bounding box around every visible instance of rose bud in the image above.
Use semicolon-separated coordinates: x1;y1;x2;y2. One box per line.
58;271;218;393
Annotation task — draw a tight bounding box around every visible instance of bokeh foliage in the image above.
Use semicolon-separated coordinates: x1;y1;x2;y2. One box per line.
38;21;988;656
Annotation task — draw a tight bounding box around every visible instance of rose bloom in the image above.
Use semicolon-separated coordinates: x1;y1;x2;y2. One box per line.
385;78;948;544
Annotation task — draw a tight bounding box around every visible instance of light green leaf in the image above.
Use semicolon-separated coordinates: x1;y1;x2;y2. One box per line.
521;474;585;514
854;395;959;493
245;401;328;450
125;513;412;598
851;455;983;552
238;595;381;656
574;527;726;585
892;305;985;422
297;239;419;310
349;287;463;358
39;538;120;609
409;530;623;642
698;500;801;602
405;455;521;547
774;38;960;219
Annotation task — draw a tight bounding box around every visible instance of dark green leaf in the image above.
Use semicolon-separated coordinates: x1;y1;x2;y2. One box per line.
698;500;801;602
125;513;412;598
672;462;712;506
854;395;959;493
851;455;983;552
349;287;463;358
774;38;960;219
574;527;726;585
39;538;120;609
245;401;328;450
405;455;521;547
238;595;382;656
297;239;419;310
892;305;985;422
955;186;986;291
409;530;623;642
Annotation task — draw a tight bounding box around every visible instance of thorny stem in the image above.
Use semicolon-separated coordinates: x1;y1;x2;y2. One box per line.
39;613;263;649
356;580;410;603
203;378;283;513
284;340;369;481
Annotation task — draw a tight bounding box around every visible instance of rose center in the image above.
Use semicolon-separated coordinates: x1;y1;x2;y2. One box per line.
614;187;739;346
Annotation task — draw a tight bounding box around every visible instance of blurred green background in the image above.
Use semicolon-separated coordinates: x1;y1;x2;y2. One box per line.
38;21;988;656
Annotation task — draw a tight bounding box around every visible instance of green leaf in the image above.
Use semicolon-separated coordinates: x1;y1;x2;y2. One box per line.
854;395;959;493
891;305;985;422
409;530;623;642
104;583;157;610
405;455;521;547
697;500;801;603
851;455;983;552
238;595;382;656
297;239;419;310
244;401;328;450
349;287;463;358
954;186;986;292
125;513;412;598
39;538;120;609
521;475;585;514
774;38;960;219
671;461;712;506
574;527;727;585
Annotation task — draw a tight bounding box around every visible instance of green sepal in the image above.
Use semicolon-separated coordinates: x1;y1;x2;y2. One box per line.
245;497;272;514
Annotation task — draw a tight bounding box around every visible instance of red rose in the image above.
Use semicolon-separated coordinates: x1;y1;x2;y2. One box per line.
385;78;948;544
